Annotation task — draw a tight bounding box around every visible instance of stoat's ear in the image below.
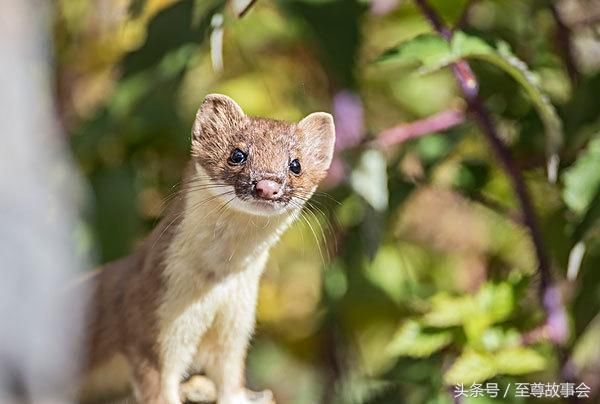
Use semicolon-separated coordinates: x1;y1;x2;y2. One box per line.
192;94;245;144
298;112;336;170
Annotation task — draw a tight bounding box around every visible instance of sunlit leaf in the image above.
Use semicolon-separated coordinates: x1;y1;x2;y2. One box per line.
444;350;497;385
231;0;256;17
563;136;600;247
324;260;348;300
387;321;453;358
567;241;586;281
564;136;600;237
572;314;600;373
479;327;521;352
351;149;389;212
494;347;546;375
464;283;514;342
423;283;514;343
377;34;451;68
428;0;470;25
572;190;600;243
417;134;453;164
423;293;473;327
364;244;424;303
210;13;224;72
444;347;546;385
475;282;514;323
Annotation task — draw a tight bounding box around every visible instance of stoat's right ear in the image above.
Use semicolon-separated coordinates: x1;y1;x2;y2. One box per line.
192;94;246;144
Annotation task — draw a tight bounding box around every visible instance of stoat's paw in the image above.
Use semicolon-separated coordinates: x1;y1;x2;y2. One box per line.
218;389;275;404
180;375;217;403
181;377;275;404
245;389;275;404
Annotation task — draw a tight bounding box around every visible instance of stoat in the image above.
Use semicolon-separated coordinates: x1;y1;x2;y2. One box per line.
78;94;336;404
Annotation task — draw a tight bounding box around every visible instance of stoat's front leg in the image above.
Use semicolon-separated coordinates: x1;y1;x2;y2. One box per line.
129;356;171;404
196;268;271;404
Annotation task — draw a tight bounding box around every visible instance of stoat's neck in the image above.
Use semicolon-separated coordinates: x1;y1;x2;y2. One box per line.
165;170;298;276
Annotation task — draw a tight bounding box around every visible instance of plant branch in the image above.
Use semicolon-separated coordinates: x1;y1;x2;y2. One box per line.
550;4;580;85
414;0;451;40
413;0;567;344
375;108;465;147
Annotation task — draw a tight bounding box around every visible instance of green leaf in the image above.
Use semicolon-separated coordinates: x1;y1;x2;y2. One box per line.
449;30;492;56
444;347;546;385
475;282;514;324
336;194;365;228
572;313;600;372
564;136;600;225
387;321;453;358
463;283;514;343
423;283;513;332
417;134;453;164
572;189;600;243
479;327;521;352
427;0;470;25
364;245;406;303
377;32;564;182
495;347;546;375
423;293;474;327
444;350;497;385
376;34;451;69
563;136;600;242
351;149;389;212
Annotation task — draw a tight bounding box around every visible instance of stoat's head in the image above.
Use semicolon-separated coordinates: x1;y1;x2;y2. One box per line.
191;94;335;216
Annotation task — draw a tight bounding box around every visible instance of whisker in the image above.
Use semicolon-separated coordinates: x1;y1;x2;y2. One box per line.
306;200;337;240
161;182;232;206
180;191;237;246
159;172;233;204
212;195;238;240
303;205;330;262
151;190;235;250
313;191;342;205
299;209;325;267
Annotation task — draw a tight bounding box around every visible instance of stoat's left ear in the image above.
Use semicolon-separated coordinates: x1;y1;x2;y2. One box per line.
298;112;336;169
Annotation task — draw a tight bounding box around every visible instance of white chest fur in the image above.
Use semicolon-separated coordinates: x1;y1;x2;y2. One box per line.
156;173;297;393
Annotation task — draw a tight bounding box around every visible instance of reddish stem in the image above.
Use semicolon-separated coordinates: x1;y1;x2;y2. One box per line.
376;108;465;147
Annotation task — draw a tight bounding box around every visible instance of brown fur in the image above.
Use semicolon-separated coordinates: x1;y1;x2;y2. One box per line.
79;197;184;403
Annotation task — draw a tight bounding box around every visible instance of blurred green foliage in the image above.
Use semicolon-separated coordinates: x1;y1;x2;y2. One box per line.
53;0;600;402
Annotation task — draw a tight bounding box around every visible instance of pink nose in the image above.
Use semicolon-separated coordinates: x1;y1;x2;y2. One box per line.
255;179;282;200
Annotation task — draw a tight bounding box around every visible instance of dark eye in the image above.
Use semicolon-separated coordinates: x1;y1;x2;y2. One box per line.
228;148;247;165
289;159;301;175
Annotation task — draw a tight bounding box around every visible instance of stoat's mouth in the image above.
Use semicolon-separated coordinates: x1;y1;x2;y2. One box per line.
229;196;291;217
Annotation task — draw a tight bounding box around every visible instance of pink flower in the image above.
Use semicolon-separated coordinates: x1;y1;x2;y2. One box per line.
333;90;364;151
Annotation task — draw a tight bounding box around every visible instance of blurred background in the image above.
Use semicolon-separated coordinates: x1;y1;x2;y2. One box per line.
3;0;600;403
